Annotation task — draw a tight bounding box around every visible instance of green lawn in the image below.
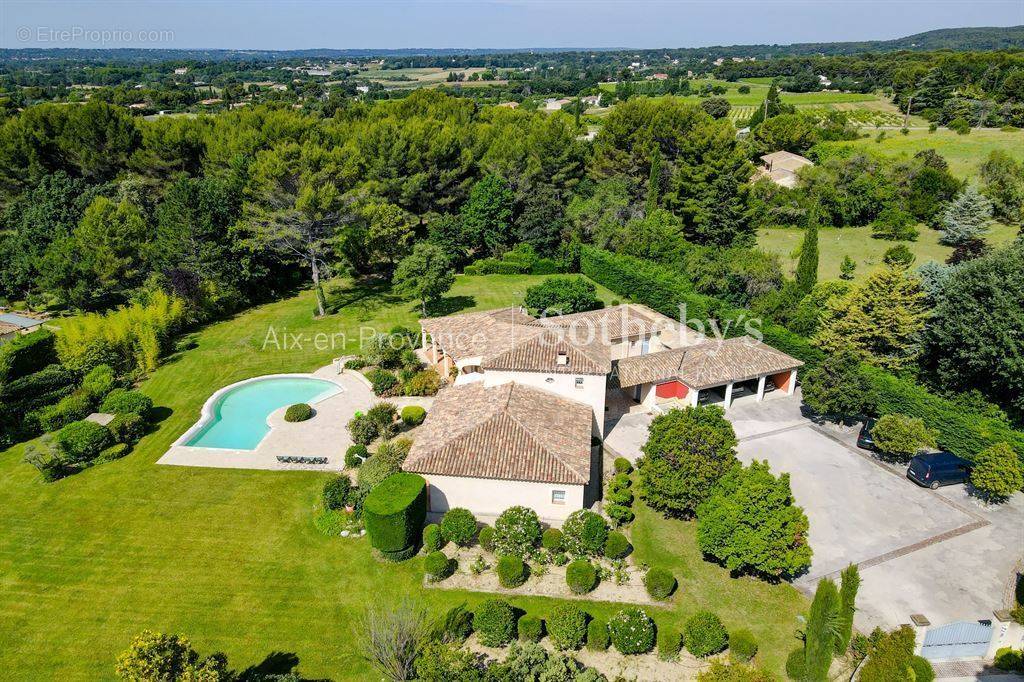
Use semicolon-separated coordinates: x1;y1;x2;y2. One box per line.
599;79;879;108
827;127;1024;179
0;274;807;680
758;222;1020;281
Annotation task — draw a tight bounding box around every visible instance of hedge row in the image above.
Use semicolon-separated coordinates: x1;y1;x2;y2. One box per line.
0;328;56;384
581;247;1024;461
363;473;427;561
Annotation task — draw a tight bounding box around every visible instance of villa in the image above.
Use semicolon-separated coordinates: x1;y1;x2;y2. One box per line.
752;150;814;188
407;304;803;519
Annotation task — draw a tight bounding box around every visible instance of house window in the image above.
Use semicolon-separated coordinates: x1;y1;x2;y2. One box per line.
574;377;584;389
641;339;650;355
551;490;566;504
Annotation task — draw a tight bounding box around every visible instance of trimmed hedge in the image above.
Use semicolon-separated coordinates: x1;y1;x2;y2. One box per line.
108;412;145;445
423;524;444;552
439;507;477;546
657;628;682;661
55;419;112;465
566;559;598;594
614;457;633;474
729;628;758;662
100;389;153;418
604;531;631;559
474;599;516;647
0;328;56;383
684;610;729;657
478;525;495;552
587;618;610;651
362;473;427;561
609;607;655;655
581;246;1024;463
284;403;313;422
518;615;544;642
644;567;677;600
80;364;116;399
496;555;528;588
95;442;129;463
36;391;93;432
400;405;426;426
542;527;564;552
548;604;588;650
424;551;454;582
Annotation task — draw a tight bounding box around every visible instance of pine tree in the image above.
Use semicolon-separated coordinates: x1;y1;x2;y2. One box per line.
940;187;992;246
795;223;819;294
646;147;663;215
839;255;856;281
835;565;861;655
804;578;840;681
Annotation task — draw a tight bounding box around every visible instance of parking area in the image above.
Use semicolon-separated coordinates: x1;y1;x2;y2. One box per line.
603;392;1024;632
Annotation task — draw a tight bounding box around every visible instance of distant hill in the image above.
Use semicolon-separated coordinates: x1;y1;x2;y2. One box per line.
1;25;1021;63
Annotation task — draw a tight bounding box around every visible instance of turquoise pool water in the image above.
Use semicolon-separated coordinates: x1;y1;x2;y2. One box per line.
186;377;341;450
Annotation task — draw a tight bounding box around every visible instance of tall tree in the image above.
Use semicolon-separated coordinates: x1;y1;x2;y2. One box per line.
795;223;819;294
804;579;840;681
979;150;1024;225
835;565;861;655
940;187;993;246
646;147;663;215
392;243;455;315
459;174;514;256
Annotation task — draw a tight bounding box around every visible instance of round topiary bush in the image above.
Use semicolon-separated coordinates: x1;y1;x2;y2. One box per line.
493;506;541;557
606;503;635;527
496;554;528;589
322;475;352;510
586;618;609;651
611;472;632;489
345;444;367;468
100;389;154;418
785;647;806;681
608;607;655;655
606;488;634;506
474;599;516;647
729;628;758;662
423;523;444;553
684;610;728;657
284;403;313;422
518;615;544;643
565;559;598;594
542;527;563;552
440;507;477;546
424;550;454;582
603;531;630;559
657;628;682;661
910;655;935;682
614;457;633;474
478;525;495;552
644;567;677;600
400;405;426;427
55;419;113;465
548;604;587;650
362;473;427;562
561;509;608;557
108;412;145;445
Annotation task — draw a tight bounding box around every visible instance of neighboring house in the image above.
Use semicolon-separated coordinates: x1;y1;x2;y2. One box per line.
0;312;46;344
412;304;803;519
752;150;814;188
649;73;669;80
544;97;573;111
496;101;519;109
580;94;602;107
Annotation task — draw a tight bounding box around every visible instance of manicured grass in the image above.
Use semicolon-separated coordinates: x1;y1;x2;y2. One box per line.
0;274;805;679
600;79;879;108
758;222;1020;281
827;127;1024;179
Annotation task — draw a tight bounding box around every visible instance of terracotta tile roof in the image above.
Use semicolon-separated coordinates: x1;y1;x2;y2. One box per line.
482;329;610;375
611;336;803;390
404;382;592;485
420;307;541;363
531;304;675;342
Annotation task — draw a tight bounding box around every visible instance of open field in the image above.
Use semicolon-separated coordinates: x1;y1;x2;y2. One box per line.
825;127;1024;179
600;78;879;108
358;65;505;89
758;222;1020;281
0;274;807;680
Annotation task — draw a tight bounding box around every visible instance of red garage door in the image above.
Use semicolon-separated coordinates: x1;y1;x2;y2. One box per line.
655;381;689;399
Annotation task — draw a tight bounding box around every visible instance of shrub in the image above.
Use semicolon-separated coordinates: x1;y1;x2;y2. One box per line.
95;442;130;463
524;276;603;315
81;364;116;399
607;488;634;505
948;117;971;134
644;567;677;600
496;554;528;588
518;615;544;643
608;607;655;655
603;531;630;559
367;401;398;428
542;527;563;552
730;629;758;662
362;473;427;561
565;559;598;594
587;619;609;651
0;329;56;383
561;509;608;557
911;655;936;681
100;389;153;418
785;648;806;680
284;403;313;422
971;442;1023;502
403;370;441;396
611;472;632;489
995;648;1024;672
685;611;729;657
365;368;398;395
871;414;937;461
439;507;477;546
347;415;378;446
474;599;516;647
345;444;367;468
493;506;542;557
55;419;113;465
37;391;93;432
605;503;635;527
322;475;352;510
424;551;454;582
108;412;145;445
614;457;633;474
400;405;426;427
548;604;588;650
423;524;443;552
658;628;682;661
343;357;366;370
357;453;402;491
479;522;495;548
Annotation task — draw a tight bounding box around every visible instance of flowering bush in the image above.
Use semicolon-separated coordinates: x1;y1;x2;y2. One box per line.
561;509;608;556
493;506;541;557
608;607;655;655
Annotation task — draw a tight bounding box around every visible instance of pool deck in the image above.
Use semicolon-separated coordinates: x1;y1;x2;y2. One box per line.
157;364;433;472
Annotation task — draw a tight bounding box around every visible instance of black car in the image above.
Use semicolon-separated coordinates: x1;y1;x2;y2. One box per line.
907;451;972;489
857;418;878;450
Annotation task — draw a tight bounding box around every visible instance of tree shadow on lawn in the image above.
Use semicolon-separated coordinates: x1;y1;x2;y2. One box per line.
236;651;332;682
323;278;405;318
425;295;476;318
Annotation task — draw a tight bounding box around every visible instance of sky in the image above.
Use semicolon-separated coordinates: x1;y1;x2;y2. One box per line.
2;0;1022;51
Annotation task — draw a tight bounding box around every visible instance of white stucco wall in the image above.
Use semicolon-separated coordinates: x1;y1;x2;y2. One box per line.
482;370;607;434
423;475;585;520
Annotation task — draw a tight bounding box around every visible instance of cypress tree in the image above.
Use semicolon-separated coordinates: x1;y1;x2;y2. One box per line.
804;578;840;681
835;564;861;655
796;223;819;294
646;147;662;215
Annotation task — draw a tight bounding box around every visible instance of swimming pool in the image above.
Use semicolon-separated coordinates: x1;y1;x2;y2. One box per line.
184;376;342;450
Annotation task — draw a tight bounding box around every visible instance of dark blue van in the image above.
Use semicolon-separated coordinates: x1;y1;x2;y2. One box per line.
907;452;972;489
